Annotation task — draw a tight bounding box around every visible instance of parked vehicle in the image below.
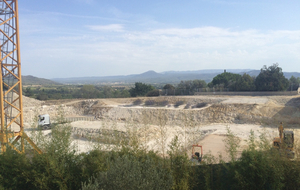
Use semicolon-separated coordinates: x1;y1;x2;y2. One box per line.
38;114;51;130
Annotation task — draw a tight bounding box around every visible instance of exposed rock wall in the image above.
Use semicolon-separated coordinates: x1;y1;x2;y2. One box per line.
87;104;300;126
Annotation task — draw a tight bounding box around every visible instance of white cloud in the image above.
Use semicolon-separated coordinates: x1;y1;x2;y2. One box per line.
86;24;124;32
21;25;300;78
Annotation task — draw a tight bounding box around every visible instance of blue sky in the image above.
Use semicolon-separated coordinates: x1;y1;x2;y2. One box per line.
18;0;300;79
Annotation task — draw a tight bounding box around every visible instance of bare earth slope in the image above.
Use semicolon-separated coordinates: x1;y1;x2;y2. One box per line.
24;95;300;160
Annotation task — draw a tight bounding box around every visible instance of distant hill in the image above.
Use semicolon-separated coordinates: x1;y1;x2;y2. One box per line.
51;71;219;84
22;75;61;86
51;69;300;85
161;69;252;74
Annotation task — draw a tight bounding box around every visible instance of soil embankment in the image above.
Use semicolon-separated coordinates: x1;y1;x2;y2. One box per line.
23;95;300;159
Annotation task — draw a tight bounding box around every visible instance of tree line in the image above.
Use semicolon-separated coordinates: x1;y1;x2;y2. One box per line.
23;64;300;100
208;63;298;91
131;64;299;97
24;85;131;100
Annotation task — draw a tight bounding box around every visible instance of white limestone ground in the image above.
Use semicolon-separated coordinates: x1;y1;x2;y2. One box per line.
23;95;300;161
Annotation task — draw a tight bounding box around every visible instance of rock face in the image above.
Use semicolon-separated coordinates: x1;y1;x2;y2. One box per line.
20;95;300;155
23;103;82;128
22;96;300;128
81;104;271;126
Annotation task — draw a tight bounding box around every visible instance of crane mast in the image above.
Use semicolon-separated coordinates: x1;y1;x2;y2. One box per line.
0;0;41;154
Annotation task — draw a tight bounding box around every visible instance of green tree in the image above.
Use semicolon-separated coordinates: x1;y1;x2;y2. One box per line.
255;63;289;91
120;89;130;98
82;154;173;190
102;86;113;98
37;91;48;100
24;87;34;97
146;89;160;97
81;85;98;98
235;73;256;91
163;84;175;90
129;82;155;97
211;72;241;90
233;150;285;190
168;136;191;190
289;76;300;91
177;80;206;91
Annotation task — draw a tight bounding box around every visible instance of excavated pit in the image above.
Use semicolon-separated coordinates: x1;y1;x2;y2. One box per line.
23;95;300;160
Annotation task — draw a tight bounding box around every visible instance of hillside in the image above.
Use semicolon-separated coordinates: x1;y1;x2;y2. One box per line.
22;75;62;86
51;69;300;85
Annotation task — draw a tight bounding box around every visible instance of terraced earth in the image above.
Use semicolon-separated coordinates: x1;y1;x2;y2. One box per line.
23;95;300;161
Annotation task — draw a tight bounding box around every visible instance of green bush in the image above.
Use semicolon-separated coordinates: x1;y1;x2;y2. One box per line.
144;99;156;106
82;154;173;190
0;149;35;190
157;100;169;107
232;150;285;190
146;89;160;97
192;102;207;109
184;103;191;109
129;82;155;97
132;98;143;105
174;101;185;108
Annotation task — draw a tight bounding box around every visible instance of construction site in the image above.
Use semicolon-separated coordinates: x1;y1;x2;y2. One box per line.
2;1;300;189
0;0;299;161
20;94;300;161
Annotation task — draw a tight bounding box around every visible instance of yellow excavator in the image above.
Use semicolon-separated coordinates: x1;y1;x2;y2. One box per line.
273;122;295;159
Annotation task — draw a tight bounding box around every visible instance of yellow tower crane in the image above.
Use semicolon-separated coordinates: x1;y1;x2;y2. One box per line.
0;0;41;154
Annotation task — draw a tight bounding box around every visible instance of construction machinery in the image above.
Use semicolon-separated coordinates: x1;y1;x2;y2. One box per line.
0;0;41;154
191;144;203;162
273;122;295;159
38;114;51;130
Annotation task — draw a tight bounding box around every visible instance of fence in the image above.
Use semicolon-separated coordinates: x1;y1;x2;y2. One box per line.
160;88;299;96
64;116;95;122
159;88;230;96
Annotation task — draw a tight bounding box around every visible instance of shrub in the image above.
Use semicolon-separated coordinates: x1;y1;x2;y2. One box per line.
129;82;155;97
163;84;175;90
168;136;192;190
144;100;156;106
232;150;285;190
146;89;159;97
82;154;173;190
184;103;191;109
192;102;207;109
132;99;143;105
174;101;185;108
157;100;169;107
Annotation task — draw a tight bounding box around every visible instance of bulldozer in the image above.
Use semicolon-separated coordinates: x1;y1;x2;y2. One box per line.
273;122;295;159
